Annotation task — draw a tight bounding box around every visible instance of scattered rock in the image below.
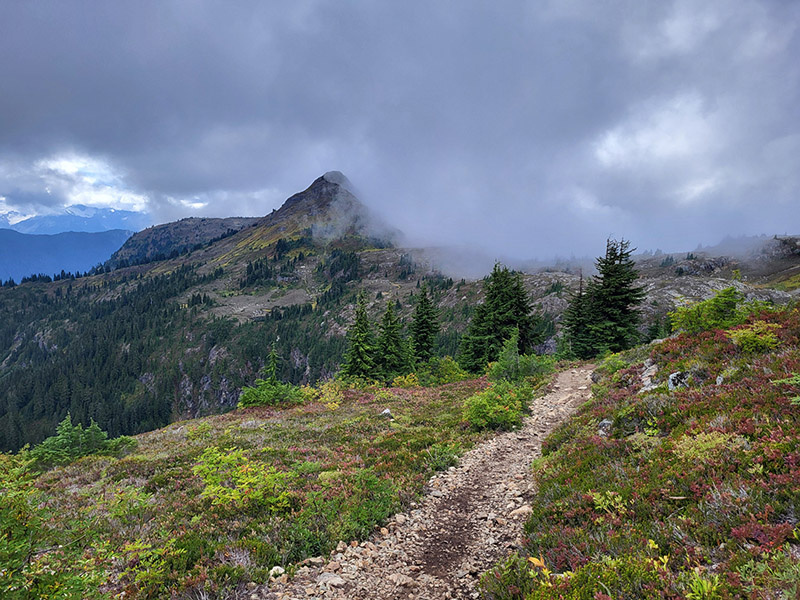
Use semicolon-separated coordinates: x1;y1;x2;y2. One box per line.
388;573;415;586
668;371;690;391
598;418;613;437
640;360;659;392
509;505;532;518
269;566;285;578
316;572;346;588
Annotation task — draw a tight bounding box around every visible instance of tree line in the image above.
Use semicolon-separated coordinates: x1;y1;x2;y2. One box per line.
339;240;647;381
0;237;647;451
340;285;440;382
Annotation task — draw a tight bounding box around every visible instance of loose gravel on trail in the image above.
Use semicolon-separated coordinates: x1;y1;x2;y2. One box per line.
257;366;594;600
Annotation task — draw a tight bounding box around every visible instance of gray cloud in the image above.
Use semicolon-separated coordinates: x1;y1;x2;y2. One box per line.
0;0;798;259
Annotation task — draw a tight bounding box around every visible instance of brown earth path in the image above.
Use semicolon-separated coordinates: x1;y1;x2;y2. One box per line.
258;365;595;600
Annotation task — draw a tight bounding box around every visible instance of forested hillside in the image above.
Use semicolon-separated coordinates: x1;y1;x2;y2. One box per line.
0;234;465;451
1;174;796;453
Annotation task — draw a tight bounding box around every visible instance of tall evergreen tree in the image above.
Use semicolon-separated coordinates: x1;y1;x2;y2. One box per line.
375;301;412;381
562;271;594;359
264;343;280;382
340;291;376;379
588;238;645;353
564;238;645;357
458;263;541;373
410;286;439;363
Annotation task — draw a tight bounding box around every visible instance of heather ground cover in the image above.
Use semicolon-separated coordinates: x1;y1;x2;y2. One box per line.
3;377;499;599
482;303;800;599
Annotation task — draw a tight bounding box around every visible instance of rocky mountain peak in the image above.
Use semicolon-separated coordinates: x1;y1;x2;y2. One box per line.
321;170;353;190
266;172;397;244
280;171;360;214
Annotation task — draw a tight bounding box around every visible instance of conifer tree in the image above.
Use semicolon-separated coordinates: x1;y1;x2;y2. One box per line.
587;238;645;353
410;285;439;363
264;343;279;382
341;291;376;379
564;238;645;357
375;300;412;381
458;263;541;373
562;271;594;359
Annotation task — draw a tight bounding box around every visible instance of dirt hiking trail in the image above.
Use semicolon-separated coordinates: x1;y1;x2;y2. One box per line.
261;366;595;600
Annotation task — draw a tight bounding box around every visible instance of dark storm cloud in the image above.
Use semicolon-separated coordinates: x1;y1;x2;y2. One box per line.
0;0;798;259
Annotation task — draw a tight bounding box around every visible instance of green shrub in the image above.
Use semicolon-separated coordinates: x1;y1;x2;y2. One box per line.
192;446;295;514
335;469;398;540
424;441;462;471
463;380;530;431
238;378;305;408
726;320;780;353
417;355;471;386
391;372;420;388
28;413;136;470
527;554;669;599
0;453;104;599
772;372;800;405
672;431;748;463
684;569;722;600
288;469;398;555
119;538;186;599
479;553;538;600
486;328;555;383
669;287;769;334
736;545;800;597
239;345;307;407
595;351;629;377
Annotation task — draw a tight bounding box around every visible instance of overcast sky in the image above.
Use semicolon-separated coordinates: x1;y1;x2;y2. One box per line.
0;0;798;259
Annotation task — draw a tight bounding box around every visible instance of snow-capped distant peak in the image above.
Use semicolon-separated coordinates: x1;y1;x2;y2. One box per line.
65;204;99;218
0;210;32;226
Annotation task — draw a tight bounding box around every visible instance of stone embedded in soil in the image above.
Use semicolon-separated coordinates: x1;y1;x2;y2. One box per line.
388;573;415;586
316;572;346;587
509;505;533;518
269;566;285;578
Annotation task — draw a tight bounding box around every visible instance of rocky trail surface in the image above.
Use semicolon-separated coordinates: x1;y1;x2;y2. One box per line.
258;366;595;600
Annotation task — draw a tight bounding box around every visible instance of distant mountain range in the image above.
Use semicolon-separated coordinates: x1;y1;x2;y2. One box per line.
0;229;133;283
1;204;152;235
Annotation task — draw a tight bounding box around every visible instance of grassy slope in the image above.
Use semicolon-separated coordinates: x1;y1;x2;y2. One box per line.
5;378;493;598
483;306;800;599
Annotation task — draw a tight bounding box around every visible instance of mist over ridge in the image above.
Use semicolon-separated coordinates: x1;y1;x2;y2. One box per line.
0;1;797;262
